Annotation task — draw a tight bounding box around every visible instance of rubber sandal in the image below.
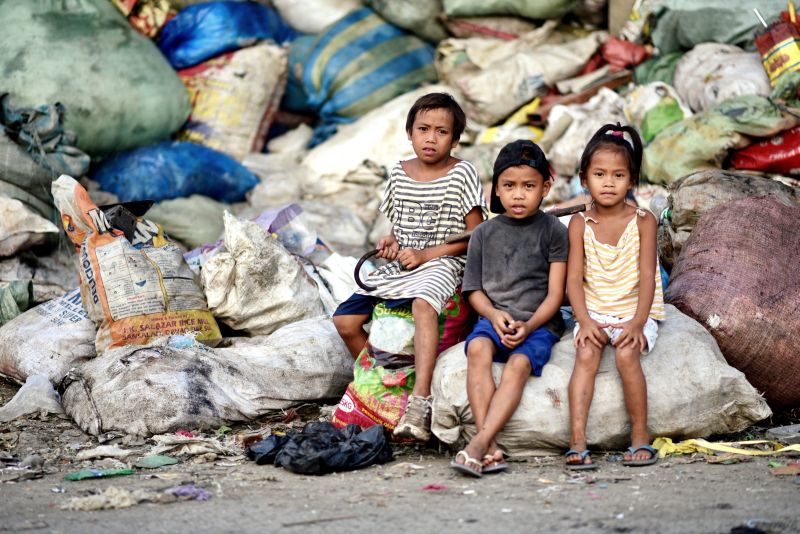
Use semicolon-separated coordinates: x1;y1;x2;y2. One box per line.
450;450;483;478
482;453;509;474
564;449;599;470
622;445;658;466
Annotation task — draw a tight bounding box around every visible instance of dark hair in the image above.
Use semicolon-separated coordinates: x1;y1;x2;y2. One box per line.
578;123;644;186
490;139;550;214
405;92;467;141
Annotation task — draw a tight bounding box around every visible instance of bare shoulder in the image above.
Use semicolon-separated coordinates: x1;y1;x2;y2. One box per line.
635;207;658;229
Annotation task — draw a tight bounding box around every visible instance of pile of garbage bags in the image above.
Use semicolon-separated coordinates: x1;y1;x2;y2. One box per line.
1;0;798;449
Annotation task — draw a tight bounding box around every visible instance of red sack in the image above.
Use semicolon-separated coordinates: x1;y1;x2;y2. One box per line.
601;37;651;70
730;126;800;175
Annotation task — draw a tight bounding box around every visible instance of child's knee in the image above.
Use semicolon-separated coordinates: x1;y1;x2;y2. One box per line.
506;354;532;376
575;345;601;367
333;314;361;337
614;347;641;369
412;298;436;318
467;338;494;361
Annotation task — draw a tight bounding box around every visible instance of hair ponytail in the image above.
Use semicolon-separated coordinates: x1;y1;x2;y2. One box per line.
579;122;644;186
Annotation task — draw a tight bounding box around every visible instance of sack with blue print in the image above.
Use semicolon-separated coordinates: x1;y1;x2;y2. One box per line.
301;8;437;141
158;1;298;69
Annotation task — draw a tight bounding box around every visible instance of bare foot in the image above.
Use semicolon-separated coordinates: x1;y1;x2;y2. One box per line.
482;441;504;467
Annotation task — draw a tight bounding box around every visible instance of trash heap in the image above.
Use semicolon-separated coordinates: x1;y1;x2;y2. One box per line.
0;0;797;452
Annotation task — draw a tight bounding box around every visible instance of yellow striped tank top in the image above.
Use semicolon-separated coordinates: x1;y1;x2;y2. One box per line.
582;210;665;320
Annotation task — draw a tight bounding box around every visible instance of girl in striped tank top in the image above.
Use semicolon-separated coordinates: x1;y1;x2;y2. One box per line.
565;124;664;470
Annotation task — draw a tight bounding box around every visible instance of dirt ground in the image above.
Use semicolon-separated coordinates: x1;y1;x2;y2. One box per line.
1;378;798;534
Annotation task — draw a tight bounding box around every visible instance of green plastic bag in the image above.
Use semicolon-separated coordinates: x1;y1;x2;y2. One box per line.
0;281;32;327
442;0;577;21
634;52;683;86
0;0;191;156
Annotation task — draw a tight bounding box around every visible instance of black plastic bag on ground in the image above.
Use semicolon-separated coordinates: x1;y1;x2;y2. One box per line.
256;422;393;475
247;434;291;466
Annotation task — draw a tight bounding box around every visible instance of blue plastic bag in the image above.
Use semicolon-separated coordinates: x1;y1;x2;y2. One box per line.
301;8;437;140
158;1;298;69
93;142;259;203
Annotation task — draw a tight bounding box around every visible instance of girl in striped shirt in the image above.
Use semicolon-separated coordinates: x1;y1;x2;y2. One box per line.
565;124;664;470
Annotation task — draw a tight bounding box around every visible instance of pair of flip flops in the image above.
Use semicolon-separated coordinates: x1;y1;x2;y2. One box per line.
622;445;658;466
564;449;599;471
450;450;509;477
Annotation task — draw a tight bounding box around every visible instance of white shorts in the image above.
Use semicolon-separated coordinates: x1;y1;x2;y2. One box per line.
572;311;659;354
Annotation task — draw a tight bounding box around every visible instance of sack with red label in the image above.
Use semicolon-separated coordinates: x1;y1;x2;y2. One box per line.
331;289;473;433
729;125;800;175
51;175;221;353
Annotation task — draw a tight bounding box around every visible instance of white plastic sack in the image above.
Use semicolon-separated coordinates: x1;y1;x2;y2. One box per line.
547;88;627;177
62;320;354;436
673;43;771;113
0;289;96;384
201;212;324;336
437;27;605;125
431;305;771;455
272;0;361;34
623;82;692;135
244;152;305;210
0;196;59;257
302;84;461;193
0;375;64;423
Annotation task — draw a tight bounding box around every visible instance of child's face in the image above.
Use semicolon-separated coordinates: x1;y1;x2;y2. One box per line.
496;166;550;219
582;148;633;207
407;108;458;166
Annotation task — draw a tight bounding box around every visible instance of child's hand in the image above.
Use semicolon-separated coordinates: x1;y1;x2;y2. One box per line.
612;319;647;353
575;318;609;349
501;320;530;349
376;234;399;260
489;309;515;339
397;248;426;270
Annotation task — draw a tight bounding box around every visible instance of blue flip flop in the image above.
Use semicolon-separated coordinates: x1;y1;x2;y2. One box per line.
564;449;599;470
622;445;658;466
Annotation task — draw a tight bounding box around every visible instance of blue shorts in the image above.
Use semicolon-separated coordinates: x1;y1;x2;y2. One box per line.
333;293;412;317
464;317;559;377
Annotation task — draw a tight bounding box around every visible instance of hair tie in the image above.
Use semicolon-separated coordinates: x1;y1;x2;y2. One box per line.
610;130;624;137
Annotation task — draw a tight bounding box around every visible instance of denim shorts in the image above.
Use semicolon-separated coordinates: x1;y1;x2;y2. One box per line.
464;316;559;377
333;292;412;316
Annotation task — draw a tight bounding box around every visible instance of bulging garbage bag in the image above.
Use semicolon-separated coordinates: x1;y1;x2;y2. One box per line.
0;289;96;385
272;0;361;34
666;197;800;408
157;1;297;69
92;141;259;203
62;321;354;436
0;375;64;423
0;0;191;156
432;305;771;455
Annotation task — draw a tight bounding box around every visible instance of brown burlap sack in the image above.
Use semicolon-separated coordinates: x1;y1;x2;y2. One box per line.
666;196;800;408
658;170;799;270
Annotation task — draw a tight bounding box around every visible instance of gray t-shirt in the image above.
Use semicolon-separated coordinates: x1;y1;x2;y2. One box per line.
462;211;569;335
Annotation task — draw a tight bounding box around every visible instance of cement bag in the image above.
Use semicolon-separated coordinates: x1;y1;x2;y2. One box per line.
439;30;605;125
62;320;353;436
301;8;438;129
432;305;772;455
548;88;627;177
623;82;692;143
302;84;460;193
0;0;191;156
201;212;324;336
272;0;361;34
92;141;259;203
0;197;59;258
0;289;96;385
145;195;228;250
157;1;296;69
644;95;799;185
364;0;448;43
52;175;221;353
331;293;474;432
666;197;800;408
177;43;288;161
649;0;783;55
673;44;770;113
442;0;577;20
658;170;800;268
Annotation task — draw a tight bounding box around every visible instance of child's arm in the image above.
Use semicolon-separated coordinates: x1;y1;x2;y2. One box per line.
396;207;484;270
503;261;566;348
567;215;607;349
468;290;514;338
613;211;658;352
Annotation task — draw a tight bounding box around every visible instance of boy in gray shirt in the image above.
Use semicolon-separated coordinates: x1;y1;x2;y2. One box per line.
451;140;568;478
